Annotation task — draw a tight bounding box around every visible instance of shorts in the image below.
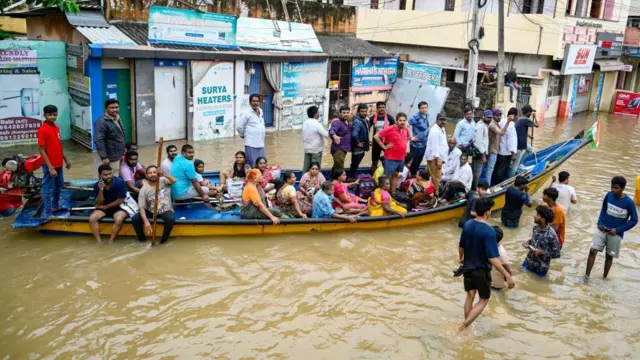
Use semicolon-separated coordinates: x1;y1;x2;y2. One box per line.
96;207;128;219
384;159;404;176
175;186;210;200
463;269;492;299
591;228;622;258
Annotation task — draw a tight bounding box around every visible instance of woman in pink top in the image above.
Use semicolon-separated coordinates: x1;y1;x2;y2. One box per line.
331;169;368;213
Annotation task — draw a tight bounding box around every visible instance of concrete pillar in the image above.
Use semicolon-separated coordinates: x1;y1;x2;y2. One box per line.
599;71;619;113
557;74;575;118
134;59;155;146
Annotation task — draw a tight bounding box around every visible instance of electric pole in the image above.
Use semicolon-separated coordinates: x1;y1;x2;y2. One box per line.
465;0;480;109
496;0;505;107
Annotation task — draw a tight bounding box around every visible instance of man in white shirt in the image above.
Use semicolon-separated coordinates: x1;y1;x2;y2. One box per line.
551;171;578;213
425;114;448;196
454;153;473;192
472;110;490;190
301;105;329;173
443;137;461;182
493;108;518;185
161;144;178;175
237;94;266;168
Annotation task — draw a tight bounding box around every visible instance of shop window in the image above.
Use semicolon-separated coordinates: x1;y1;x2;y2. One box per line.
329;60;352;112
513;0;547;15
547;75;563;98
590;0;602;18
566;0;573;15
445;0;455;11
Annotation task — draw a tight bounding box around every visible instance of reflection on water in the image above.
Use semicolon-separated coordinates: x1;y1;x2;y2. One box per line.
1;113;639;359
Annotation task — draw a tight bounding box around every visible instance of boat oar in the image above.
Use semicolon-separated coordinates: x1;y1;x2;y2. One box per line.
151;137;164;246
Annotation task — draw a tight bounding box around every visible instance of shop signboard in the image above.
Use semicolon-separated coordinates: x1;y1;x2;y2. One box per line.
236;18;322;52
401;62;442;86
281;61;327;130
352;57;398;91
0;50;42;146
561;44;597;75
595;32;623;59
148;6;236;49
612;90;640;118
67;72;92;149
191;61;235;140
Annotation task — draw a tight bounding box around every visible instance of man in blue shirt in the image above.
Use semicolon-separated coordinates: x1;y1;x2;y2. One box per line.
408;101;430;176
458;197;515;330
170;144;217;203
89;164;129;243
453;108;475;150
586;176;638;279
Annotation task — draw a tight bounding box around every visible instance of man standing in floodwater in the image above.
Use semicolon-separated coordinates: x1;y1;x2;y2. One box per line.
586;176;638;279
458;197;515;330
237;94;266;169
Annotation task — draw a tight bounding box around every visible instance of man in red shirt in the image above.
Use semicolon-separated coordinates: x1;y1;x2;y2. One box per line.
37;105;71;218
373;112;417;177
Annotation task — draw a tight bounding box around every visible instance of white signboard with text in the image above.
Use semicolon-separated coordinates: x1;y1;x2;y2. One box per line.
561;44;597;75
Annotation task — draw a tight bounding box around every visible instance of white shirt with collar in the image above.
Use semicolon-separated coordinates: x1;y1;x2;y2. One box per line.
236;107;265;148
443;146;461;181
425;125;448;161
302;117;328;154
498;118;517;156
455;163;473;192
474;120;489;155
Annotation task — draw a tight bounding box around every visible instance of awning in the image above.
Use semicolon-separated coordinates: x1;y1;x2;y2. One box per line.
76;26;135;45
595;59;629;72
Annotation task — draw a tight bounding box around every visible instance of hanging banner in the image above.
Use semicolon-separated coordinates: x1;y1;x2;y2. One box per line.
148;6;237;49
401;62;442;86
352;57;398;91
0;50;41;146
68;72;92;148
236;18;322;52
281;61;327;130
612;90;640;118
191;61;235;141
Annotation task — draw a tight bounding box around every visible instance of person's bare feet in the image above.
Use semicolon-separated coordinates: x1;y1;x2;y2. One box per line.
457;322;468;332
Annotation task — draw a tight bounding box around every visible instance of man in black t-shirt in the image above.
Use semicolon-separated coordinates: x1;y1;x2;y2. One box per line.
369;101;395;174
458;180;489;228
509;105;538;177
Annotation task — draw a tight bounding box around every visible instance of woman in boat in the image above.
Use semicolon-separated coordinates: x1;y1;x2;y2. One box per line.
241;168;283;224
368;176;408;217
255;157;276;193
276;172;312;219
406;169;436;209
220;151;252;190
332;169;368;213
299;162;326;195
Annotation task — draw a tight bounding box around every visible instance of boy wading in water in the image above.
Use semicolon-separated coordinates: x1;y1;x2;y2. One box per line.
458;197;515;330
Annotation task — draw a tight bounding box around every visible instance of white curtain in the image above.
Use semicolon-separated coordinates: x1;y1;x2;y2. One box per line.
263;62;283;129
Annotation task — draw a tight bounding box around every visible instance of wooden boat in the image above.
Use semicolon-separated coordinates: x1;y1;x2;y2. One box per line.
12;131;591;237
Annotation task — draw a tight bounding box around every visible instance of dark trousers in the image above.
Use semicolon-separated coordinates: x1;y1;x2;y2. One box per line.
350;152;366;179
331;150;347;178
370;142;383;174
493;155;512;185
41;164;64;217
409;146;426;176
471;157;484;190
131;209;175;243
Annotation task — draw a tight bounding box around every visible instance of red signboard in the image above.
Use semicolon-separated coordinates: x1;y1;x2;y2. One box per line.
612;90;640;117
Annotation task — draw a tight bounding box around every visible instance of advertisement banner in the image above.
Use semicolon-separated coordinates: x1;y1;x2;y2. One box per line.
561;44;598;75
236;18;322;52
148;6;236;49
352;57;398;91
577;75;590;95
0;50;41;146
281;61;327;130
68;72;92;148
191;61;235;141
401;62;442;86
612;90;640;118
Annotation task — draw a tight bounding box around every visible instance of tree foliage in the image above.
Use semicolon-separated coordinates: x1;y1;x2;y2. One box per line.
0;0;80;13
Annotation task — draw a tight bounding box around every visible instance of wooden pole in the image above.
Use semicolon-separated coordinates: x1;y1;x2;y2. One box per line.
152;137;164;246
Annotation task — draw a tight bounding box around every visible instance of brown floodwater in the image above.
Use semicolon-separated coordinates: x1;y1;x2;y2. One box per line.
1;113;639;359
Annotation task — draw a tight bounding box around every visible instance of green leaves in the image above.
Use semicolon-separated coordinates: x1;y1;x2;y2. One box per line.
1;0;80;14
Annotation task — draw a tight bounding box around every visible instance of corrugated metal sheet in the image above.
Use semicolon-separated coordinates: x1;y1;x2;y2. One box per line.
317;35;390;58
65;10;109;27
76;26;135;44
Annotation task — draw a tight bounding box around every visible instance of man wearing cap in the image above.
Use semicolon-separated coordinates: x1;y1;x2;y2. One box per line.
471;110;491;190
486;109;514;186
426;114;448;197
510;104;538;177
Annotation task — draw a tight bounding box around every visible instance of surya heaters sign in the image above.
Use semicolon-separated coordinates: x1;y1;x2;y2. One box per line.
561;44;598;75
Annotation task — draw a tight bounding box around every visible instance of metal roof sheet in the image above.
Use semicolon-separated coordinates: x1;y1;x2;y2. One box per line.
65;10;109;28
76;26;135;44
316;35;390;58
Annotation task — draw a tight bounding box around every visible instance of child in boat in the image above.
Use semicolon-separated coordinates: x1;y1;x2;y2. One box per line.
331;169;368;213
276;172;312;219
368;176;408;217
219;151;252;191
406;170;436;210
312;181;358;222
241;169;283;224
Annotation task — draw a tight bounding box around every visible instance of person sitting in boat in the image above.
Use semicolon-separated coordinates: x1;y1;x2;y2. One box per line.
171;144;219;202
299;162;326;196
193;159;212;188
131;165;176;244
254;157;277;193
276;172;313;219
120;142;137;164
120;150;145;199
332;169;368;213
406;170;436;210
161;145;178;175
312;181;358;223
89;164;129;243
219;151;252;192
241;169;283;224
368;176;408;217
396;154;413;189
440;153;473;202
373;157;385;186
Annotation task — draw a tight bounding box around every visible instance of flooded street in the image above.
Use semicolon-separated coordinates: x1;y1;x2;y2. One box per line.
1;112;639;359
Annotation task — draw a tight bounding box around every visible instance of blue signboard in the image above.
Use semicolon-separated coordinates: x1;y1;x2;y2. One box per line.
352;58;398;91
402;62;442;86
154;59;186;67
148;6;236;49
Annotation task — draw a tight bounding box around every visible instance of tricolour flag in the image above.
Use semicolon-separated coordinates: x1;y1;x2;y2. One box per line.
586;118;600;148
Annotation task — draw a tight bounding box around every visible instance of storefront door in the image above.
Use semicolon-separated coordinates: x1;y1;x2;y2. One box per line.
102;69;132;143
154;66;186;141
574;74;592;114
247;62;275;127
